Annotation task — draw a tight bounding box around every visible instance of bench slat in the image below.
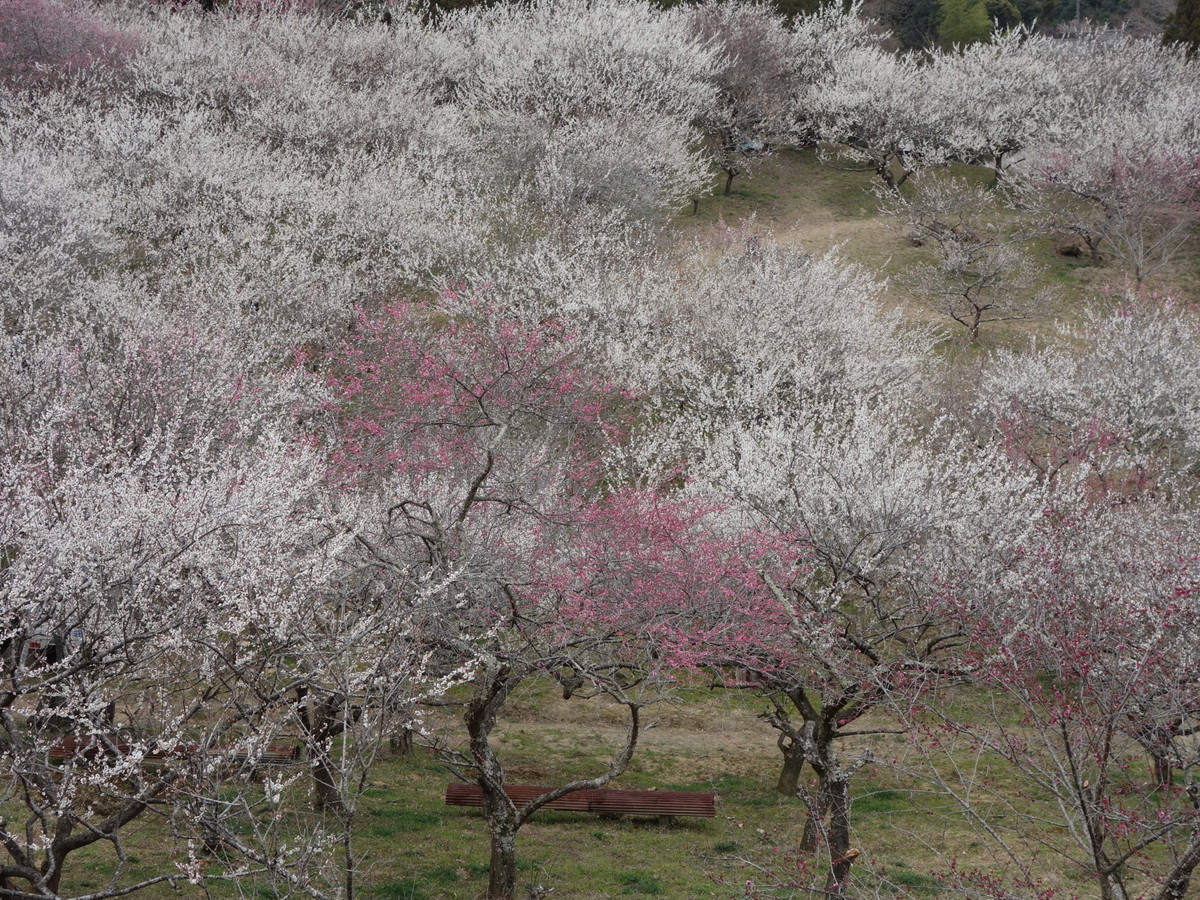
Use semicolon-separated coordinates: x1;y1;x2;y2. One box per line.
444;783;715;817
48;736;300;764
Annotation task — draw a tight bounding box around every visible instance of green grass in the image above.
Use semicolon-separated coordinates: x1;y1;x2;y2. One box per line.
884;866;943;895
852;789;910;814
617;871;665;894
371;878;430;900
29;680;1183;900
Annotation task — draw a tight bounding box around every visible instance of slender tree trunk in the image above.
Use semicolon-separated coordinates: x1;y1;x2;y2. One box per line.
723;168;736;196
343;827;356;900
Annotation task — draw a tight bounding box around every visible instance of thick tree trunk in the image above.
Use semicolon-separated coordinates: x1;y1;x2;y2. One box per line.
823;775;855;896
44;828;70;897
312;694;348;815
799;782;830;852
877;162;897;193
312;754;345;815
1150;748;1173;790
484;802;519;900
465;663;519;900
390;727;415;755
775;740;805;797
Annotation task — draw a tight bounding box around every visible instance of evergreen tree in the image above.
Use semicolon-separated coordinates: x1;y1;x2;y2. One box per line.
938;0;992;47
881;0;942;48
1163;0;1200;56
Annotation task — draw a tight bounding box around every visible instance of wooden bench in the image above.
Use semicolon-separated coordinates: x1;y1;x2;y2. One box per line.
48;736;301;766
48;736;194;761
444;783;715;819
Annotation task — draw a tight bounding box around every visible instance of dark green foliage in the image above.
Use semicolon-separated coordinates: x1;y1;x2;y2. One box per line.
1041;0;1131;23
880;0;942;48
938;0;992;47
1164;0;1200;55
651;0;826;15
415;0;496;22
985;0;1024;27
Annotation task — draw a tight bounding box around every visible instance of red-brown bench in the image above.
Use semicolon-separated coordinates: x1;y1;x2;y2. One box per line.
48;736;300;766
444;783;715;819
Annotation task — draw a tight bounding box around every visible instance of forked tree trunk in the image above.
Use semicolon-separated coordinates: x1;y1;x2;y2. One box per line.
775;738;806;797
1155;823;1200;900
461;661;641;900
465;664;519;900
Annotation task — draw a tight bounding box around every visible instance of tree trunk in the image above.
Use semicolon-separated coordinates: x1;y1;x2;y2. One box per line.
312;754;345;815
484;801;519;900
723;168;736;196
465;663;519;900
390;727;415;755
822;774;855;896
303;690;351;816
1154;825;1200;900
799;782;830;852
44;817;74;897
877;162;897;193
775;738;805;797
1150;748;1173;790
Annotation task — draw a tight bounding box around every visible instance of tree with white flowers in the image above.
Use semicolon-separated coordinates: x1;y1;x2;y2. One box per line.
0;312;389;898
685;0;795;198
806;43;945;192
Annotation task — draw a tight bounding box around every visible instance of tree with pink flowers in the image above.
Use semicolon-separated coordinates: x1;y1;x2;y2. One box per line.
315;296;758;900
0;0;141;89
920;492;1200;900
